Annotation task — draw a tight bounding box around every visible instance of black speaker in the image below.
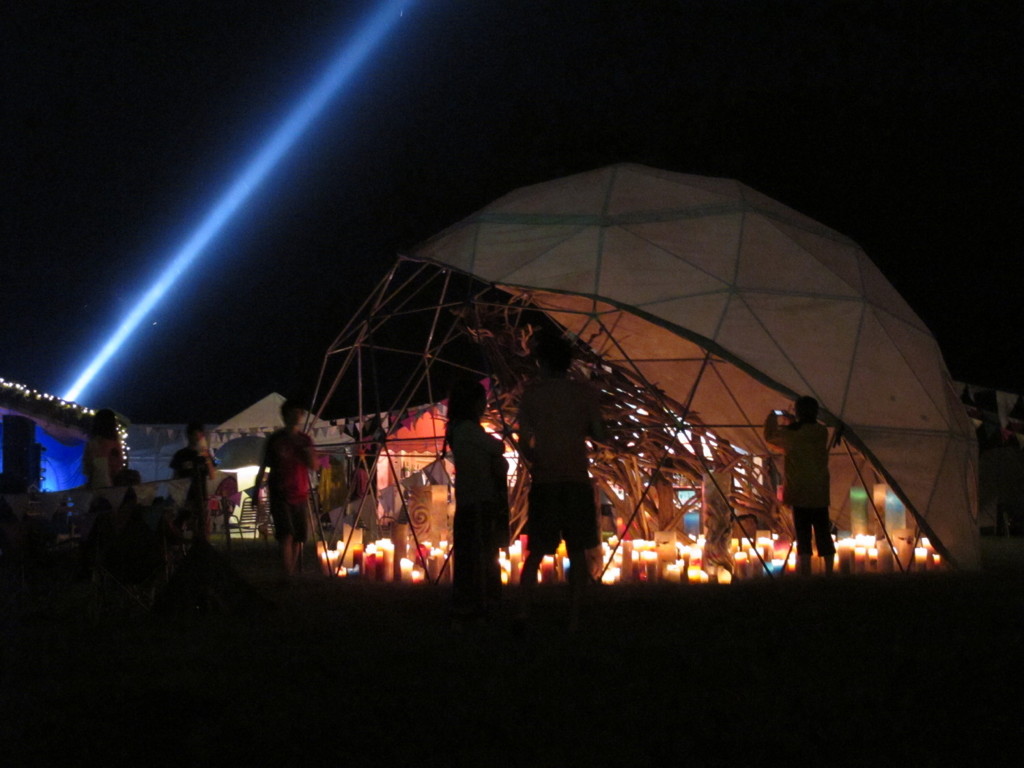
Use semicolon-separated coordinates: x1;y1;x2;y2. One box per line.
2;415;40;489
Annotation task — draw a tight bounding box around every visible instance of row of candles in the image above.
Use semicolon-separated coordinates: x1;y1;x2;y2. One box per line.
318;529;943;584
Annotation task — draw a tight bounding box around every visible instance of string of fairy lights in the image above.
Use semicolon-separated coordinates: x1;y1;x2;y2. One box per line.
0;378;130;463
0;377;96;427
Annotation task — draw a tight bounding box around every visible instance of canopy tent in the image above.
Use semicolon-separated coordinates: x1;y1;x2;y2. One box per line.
314;164;978;569
211;392;352;451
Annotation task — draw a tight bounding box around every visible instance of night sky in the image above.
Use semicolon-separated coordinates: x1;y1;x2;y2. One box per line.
5;0;1020;424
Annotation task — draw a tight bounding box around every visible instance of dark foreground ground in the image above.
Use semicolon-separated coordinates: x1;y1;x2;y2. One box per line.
2;537;1023;767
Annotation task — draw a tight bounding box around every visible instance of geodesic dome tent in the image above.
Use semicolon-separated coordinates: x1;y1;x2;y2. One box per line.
400;164;978;568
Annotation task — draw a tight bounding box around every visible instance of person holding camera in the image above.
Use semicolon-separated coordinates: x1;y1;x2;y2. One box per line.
764;396;834;576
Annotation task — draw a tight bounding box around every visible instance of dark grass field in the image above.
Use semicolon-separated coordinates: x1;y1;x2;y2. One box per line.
3;537;1023;766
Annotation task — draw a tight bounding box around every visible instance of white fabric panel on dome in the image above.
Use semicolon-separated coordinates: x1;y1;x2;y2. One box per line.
713;295;811;393
476;223;591;282
738;182;837;236
736;214;863;298
490;171;612;215
770;221;866;296
856;252;926;330
872;310;957;430
843;309;948;430
741;293;863;412
626;294;731;343
606;167;739;214
624;216;743;285
596;228;732;306
498;227;602;295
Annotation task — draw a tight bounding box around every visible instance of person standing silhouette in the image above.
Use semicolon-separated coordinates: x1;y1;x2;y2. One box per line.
447;378;508;627
516;332;604;632
169;421;215;541
83;408;124;489
764;396;834;575
255;399;317;579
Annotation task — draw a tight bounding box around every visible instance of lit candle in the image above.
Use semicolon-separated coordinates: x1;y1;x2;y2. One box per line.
734;551;749;580
854;546;867;574
773;537;789;562
876;542;894;573
540;555;556;584
620;540;634;583
400;557;413;583
655;530;677;563
363;547;377;582
509;541;522;586
425;548;441;582
664;563;682;583
717;568;732;585
914;547;928;571
837;538;855;575
640;550;658;583
379;539;395;582
689;543;703;571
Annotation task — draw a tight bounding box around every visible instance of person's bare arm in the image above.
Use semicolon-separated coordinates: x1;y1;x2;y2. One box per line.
301;440;317;470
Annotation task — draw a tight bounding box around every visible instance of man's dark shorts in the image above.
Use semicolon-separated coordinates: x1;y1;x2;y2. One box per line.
526;481;599;555
793;506;835;557
270;497;308;542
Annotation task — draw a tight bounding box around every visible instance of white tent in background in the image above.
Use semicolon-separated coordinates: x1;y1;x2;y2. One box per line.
211;392;350;451
403;164;978;568
125;423;193;484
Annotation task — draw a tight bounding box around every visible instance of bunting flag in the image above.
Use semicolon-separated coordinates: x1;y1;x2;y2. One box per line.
93;486;129;510
399;470;428;489
165;478;191;508
68;489;94;512
422;458;452;486
1;477;196;521
134;483;158;507
0;493;32;519
957;382;1024;450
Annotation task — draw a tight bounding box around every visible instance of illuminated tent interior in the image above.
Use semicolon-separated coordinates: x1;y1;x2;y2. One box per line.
1;379;90;493
312;164;979;573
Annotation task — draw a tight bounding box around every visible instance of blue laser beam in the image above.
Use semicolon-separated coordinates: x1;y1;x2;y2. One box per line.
63;0;413;403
